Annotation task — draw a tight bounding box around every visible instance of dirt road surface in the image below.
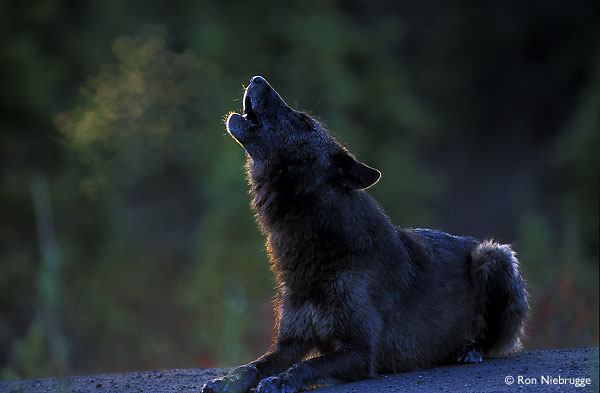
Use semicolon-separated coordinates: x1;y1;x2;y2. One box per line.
1;348;597;393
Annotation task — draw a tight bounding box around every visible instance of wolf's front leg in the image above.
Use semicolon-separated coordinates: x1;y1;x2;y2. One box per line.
255;347;372;393
201;341;310;393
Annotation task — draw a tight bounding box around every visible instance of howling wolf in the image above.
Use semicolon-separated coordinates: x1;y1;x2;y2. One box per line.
201;76;528;393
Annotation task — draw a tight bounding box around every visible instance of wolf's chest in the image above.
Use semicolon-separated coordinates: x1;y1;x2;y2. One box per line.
276;280;346;341
279;298;337;342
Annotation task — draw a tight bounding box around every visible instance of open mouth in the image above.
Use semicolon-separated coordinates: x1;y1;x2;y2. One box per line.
243;92;260;126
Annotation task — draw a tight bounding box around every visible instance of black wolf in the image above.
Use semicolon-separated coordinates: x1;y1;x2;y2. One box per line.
201;76;528;393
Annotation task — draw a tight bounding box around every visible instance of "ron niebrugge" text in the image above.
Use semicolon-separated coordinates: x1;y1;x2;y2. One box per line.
518;375;592;388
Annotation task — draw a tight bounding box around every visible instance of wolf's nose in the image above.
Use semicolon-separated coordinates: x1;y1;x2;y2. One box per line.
251;76;266;85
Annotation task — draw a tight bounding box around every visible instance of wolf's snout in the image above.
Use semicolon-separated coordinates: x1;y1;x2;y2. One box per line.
250;75;266;85
246;76;290;113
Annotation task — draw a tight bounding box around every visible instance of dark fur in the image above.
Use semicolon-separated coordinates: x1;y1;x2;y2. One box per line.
201;76;528;393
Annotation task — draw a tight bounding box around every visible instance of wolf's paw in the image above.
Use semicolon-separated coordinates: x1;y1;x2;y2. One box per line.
201;365;258;393
256;375;299;393
454;346;484;364
201;377;228;393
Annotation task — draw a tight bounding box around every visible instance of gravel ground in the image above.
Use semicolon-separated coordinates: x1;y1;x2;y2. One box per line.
1;348;597;393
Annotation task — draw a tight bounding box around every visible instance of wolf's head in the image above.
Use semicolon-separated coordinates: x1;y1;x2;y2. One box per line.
226;76;380;191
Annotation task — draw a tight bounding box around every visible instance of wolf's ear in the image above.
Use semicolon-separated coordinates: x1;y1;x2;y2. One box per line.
332;150;381;190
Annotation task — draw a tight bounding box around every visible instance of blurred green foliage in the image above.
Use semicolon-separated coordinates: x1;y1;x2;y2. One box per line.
0;0;598;380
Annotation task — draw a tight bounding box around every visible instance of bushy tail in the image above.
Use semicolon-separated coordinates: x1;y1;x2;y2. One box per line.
471;240;529;356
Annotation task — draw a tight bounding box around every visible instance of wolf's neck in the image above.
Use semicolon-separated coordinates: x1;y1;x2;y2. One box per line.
247;158;322;229
248;161;398;272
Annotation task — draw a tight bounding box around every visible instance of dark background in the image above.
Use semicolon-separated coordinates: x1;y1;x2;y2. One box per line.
1;0;598;380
